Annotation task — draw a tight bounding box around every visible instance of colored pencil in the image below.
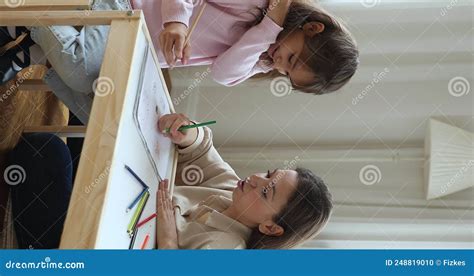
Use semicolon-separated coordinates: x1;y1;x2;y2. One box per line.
140;234;150;250
124;164;149;189
162;120;216;133
127;190;150;236
137;213;157;228
126;188;148;213
128;227;138;250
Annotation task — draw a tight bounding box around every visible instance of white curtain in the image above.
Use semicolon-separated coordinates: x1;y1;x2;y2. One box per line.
170;0;473;248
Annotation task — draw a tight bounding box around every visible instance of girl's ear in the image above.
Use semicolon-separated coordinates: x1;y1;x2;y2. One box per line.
258;220;284;237
302;22;325;37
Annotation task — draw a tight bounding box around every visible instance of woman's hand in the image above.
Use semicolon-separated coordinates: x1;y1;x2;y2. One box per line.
156;179;178;249
158;113;198;148
159;22;191;66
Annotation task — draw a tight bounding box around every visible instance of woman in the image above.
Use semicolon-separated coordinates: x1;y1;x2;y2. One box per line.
2;113;332;249
156;113;333;249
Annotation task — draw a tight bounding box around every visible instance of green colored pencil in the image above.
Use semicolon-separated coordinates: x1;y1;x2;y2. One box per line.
127;190;150;236
162;120;216;133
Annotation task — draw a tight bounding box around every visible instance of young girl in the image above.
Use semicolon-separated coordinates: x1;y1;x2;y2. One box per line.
156;113;333;249
148;0;359;91
0;0;358;124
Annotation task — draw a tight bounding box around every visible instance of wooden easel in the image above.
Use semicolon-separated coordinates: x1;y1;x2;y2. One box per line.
0;7;178;249
0;0;91;11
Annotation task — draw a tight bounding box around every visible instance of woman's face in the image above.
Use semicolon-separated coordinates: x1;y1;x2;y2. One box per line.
231;169;298;227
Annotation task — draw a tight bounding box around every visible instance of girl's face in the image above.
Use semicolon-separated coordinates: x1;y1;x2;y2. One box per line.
267;22;325;88
230;169;298;228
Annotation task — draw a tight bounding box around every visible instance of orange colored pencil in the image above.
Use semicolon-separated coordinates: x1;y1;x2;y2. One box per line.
141;234;150;250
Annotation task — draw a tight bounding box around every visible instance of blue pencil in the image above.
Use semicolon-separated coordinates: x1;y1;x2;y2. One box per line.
126;188;148;213
124;165;149;189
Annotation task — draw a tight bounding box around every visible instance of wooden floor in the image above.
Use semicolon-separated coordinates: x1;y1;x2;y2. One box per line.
0;65;68;232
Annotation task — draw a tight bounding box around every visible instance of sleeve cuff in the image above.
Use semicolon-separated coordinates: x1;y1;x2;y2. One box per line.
161;4;192;29
177;125;205;155
259;15;284;39
162;17;190;29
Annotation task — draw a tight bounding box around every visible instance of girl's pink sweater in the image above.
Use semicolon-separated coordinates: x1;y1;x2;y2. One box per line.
131;0;282;86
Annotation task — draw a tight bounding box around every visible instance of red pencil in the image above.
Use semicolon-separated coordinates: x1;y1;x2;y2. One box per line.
137;213;157;228
140;234;150;250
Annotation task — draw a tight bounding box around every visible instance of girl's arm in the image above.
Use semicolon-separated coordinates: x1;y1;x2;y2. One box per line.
161;0;195;28
159;0;196;65
210;0;291;86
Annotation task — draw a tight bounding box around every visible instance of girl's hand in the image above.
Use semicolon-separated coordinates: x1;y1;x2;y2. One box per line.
156;179;178;249
157;113;198;148
159;22;189;66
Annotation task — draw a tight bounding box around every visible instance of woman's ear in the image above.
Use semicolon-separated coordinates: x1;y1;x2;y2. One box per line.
302;22;325;37
258;220;284;237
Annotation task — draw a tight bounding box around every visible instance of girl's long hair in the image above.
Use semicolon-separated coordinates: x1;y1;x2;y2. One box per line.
248;1;359;95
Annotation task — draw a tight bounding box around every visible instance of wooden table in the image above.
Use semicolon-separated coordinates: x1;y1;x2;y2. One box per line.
0;0;91;11
0;10;178;249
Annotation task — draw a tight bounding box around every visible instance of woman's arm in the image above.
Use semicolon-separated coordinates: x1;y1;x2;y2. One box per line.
157;114;239;190
210;0;291;86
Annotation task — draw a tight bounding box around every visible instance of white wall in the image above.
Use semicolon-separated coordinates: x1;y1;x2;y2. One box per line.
169;0;473;248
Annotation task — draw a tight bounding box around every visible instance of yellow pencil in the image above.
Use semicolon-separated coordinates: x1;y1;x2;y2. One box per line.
127;190;150;236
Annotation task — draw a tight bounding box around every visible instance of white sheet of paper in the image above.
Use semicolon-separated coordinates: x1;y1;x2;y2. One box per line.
94;31;174;249
134;46;173;181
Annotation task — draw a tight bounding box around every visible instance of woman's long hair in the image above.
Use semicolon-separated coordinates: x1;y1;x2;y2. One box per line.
246;167;333;249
